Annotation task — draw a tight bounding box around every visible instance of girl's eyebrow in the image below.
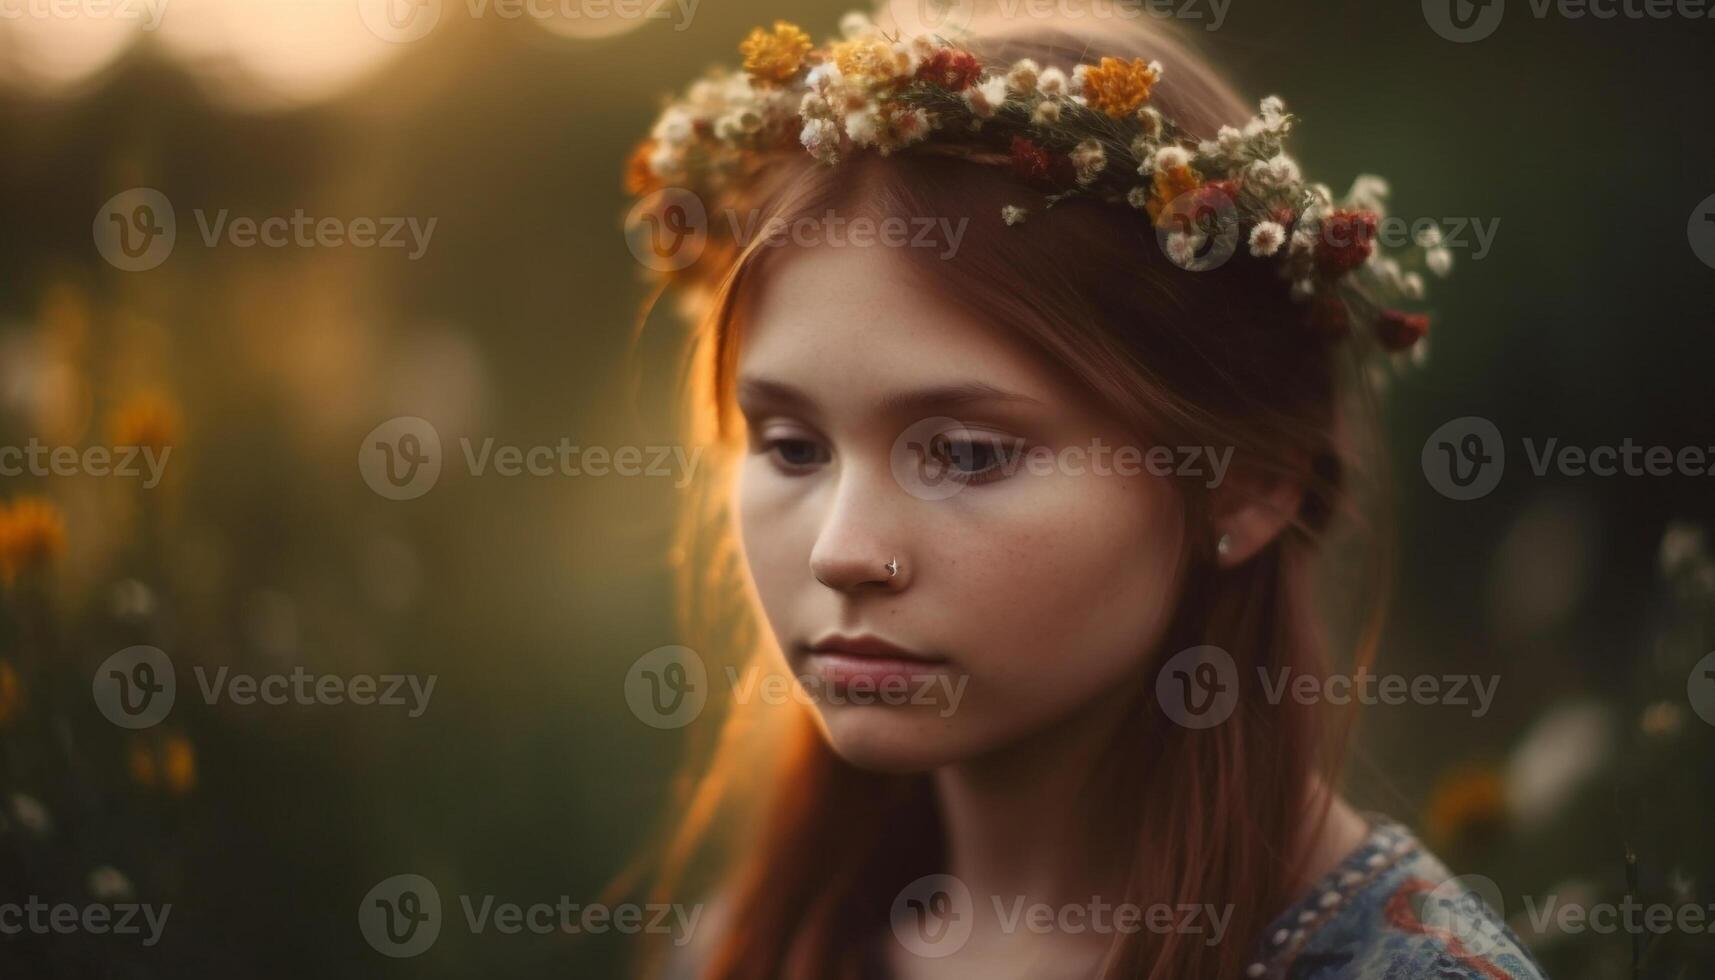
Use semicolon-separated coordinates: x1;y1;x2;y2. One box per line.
736;376;1043;415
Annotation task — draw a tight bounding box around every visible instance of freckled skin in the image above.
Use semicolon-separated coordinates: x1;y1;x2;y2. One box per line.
734;245;1186;773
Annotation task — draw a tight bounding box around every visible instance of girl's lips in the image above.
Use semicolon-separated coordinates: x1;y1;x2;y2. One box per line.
803;652;951;689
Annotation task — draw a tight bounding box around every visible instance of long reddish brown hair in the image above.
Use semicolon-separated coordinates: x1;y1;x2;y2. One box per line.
632;8;1386;979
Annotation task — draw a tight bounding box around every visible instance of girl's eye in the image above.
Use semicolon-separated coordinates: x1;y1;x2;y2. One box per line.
764;437;829;472
928;433;1023;485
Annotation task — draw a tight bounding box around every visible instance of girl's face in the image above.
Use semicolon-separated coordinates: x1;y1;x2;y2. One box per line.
733;244;1187;773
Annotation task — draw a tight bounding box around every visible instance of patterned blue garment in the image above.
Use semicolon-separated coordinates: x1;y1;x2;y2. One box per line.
1243;816;1547;979
663;815;1549;979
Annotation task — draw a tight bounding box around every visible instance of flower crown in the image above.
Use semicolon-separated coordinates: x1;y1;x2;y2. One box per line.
626;12;1452;361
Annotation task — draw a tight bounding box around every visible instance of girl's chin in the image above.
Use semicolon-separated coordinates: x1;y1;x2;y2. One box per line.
814;711;985;775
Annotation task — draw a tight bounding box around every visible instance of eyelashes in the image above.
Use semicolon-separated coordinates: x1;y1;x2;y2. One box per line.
753;428;1026;487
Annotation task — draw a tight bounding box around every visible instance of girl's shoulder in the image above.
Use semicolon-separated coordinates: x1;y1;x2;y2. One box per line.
1246;815;1548;980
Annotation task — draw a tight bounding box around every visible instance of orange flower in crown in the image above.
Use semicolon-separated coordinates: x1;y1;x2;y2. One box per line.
626;12;1452;362
1077;56;1162;118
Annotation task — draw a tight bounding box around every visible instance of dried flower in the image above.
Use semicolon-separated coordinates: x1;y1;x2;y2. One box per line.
1001;205;1028;226
741;21;813;84
1005;58;1041;95
963;76;1008;119
918;48;983;91
1037;66;1069;98
1076;57;1162;118
831;37;909;84
1070;139;1107;184
1315;208;1378;275
1375;310;1430;351
1248;220;1287;257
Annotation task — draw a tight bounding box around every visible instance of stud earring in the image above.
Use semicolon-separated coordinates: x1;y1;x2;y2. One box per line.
1216;533;1232;557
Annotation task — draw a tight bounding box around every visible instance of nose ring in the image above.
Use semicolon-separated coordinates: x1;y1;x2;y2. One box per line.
885;557;899;577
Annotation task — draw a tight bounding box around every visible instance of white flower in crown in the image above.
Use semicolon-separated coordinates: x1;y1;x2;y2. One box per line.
845;107;882;147
1152;145;1193;175
1249;221;1287;258
1247;152;1301;189
1007;58;1041;95
801;118;840;164
964;76;1009;119
1071;140;1107;184
1032;100;1062;125
1345;174;1391;215
1037;66;1070;98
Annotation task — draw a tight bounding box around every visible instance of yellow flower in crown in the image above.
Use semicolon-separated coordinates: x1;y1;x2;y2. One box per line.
740;20;813;84
0;496;66;586
830;36;911;84
1078;56;1162;119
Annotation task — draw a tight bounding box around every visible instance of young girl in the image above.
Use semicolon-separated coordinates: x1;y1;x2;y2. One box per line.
624;6;1545;978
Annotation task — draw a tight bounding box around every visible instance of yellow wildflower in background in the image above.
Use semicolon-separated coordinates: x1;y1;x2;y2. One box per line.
109;391;182;453
0;496;67;585
1423;765;1508;848
1079;57;1161;119
0;661;20;725
129;733;198;795
740;21;813;84
162;734;197;794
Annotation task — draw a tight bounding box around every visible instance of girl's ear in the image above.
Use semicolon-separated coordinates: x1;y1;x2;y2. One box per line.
1209;450;1309;568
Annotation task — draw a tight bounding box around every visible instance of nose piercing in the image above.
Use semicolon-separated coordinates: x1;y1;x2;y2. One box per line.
885;557;899;577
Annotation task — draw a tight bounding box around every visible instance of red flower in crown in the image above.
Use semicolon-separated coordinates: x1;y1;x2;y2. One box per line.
1376;310;1430;351
1316;208;1378;276
917;49;983;91
1009;137;1075;188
